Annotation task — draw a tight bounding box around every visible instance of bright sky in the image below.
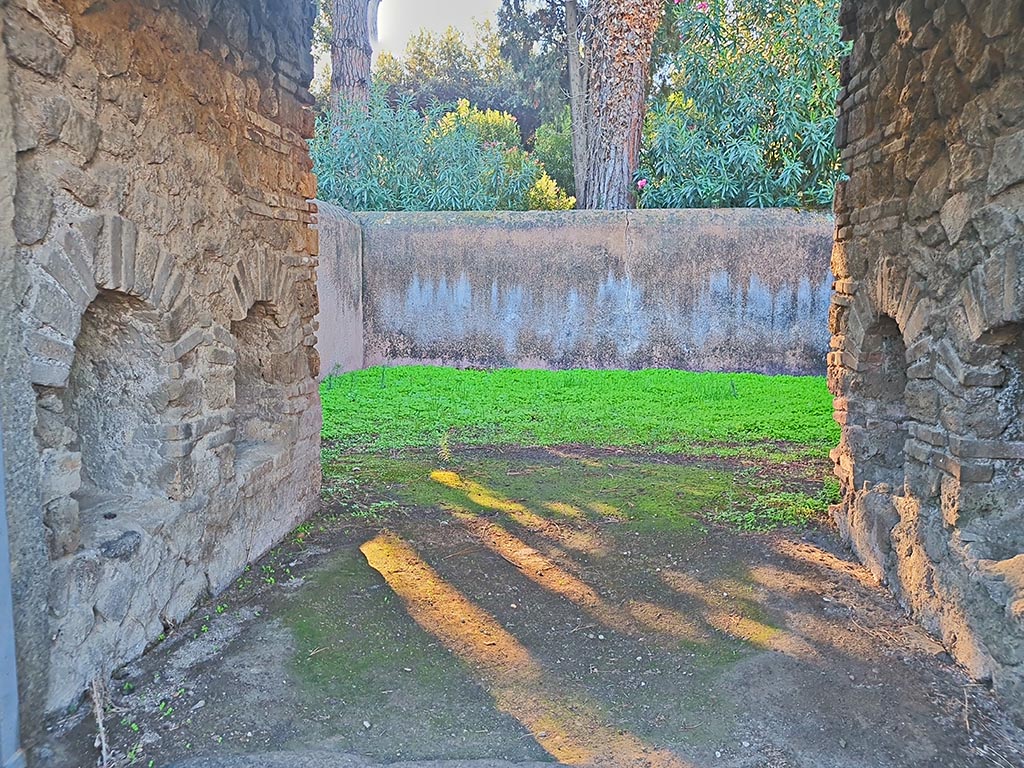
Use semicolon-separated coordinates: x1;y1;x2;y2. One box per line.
376;0;502;54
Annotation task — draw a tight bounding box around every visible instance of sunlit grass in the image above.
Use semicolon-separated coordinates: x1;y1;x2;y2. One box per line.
321;366;838;454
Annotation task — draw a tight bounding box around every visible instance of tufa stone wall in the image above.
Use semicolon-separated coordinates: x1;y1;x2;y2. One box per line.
1;0;321;736
319;209;835;376
829;0;1024;718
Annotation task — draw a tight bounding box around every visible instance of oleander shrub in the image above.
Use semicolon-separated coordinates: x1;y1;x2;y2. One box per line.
312;92;574;211
637;0;849;209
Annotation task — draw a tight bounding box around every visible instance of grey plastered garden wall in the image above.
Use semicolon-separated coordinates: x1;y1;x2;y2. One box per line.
315;208;835;376
314;201;364;376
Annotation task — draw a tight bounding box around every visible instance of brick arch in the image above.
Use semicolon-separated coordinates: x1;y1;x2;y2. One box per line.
833;259;933;378
960;252;1024;346
226;249;297;324
24;215;193;390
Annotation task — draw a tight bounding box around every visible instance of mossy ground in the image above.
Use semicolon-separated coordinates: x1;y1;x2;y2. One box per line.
322;449;839;534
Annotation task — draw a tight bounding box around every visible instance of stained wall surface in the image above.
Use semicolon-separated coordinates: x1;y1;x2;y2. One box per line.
1;0;322;741
317;209;835;376
829;0;1024;718
314;201;364;376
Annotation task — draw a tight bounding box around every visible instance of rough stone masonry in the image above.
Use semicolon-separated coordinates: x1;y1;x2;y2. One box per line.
0;0;321;751
830;0;1024;720
0;0;1023;764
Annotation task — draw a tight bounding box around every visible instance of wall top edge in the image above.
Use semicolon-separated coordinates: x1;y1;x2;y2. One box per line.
311;205;836;228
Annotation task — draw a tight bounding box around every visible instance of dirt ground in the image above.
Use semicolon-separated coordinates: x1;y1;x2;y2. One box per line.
48;447;1024;768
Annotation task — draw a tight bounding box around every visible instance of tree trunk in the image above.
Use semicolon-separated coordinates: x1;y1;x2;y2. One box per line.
330;0;372;117
565;0;590;205
579;0;660;209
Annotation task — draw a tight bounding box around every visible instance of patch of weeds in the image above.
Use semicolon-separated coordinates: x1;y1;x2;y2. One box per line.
291;521;315;546
819;476;842;506
715;478;837;532
236;565;255;591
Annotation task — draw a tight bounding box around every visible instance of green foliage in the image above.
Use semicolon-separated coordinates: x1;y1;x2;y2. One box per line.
496;0;571;134
715;475;839;531
313;92;564;211
311;0;331;59
526;171;576;210
321;366;839;453
638;0;850;209
533;105;575;196
437;99;524;150
374;23;535;132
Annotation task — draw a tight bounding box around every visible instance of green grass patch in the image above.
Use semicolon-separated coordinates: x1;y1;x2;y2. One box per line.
323;452;835;533
321;366;838;454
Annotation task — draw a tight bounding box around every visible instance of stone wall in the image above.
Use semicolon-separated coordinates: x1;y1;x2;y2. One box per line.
314;201;364;376
318;209;835;376
829;0;1024;718
1;0;321;738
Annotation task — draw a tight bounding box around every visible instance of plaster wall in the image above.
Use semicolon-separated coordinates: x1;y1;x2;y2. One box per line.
317;209;835;376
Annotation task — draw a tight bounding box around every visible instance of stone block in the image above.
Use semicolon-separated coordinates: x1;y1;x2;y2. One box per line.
29;278;82;338
5;8;65;76
908;157;950;220
940;192;973;244
14;153;54;244
59;107;100;164
988;129;1024;196
43;497;80;558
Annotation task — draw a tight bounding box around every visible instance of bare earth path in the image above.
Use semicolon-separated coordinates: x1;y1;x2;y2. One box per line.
50;448;1024;768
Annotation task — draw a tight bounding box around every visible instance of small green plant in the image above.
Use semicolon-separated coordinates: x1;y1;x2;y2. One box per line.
533;105;575;196
291;521;315;546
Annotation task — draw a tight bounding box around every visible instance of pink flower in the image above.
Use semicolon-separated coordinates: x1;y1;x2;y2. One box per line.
637;178;648;190
697;1;709;10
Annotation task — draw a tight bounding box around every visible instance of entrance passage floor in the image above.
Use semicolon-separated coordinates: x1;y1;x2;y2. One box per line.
52;448;1024;768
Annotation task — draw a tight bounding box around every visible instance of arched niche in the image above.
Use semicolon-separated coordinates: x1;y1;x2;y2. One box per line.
65;290;168;508
850;314;909;487
231;301;290;474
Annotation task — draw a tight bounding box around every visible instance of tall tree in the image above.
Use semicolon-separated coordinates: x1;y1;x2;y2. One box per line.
330;0;374;113
373;24;532;133
565;0;589;200
501;0;662;208
496;0;569;130
574;0;661;208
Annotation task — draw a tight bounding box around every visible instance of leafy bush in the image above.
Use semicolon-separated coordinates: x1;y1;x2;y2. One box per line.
437;99;523;150
637;0;849;209
312;92;574;211
533;105;575;196
526;172;575;210
374;23;536;133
